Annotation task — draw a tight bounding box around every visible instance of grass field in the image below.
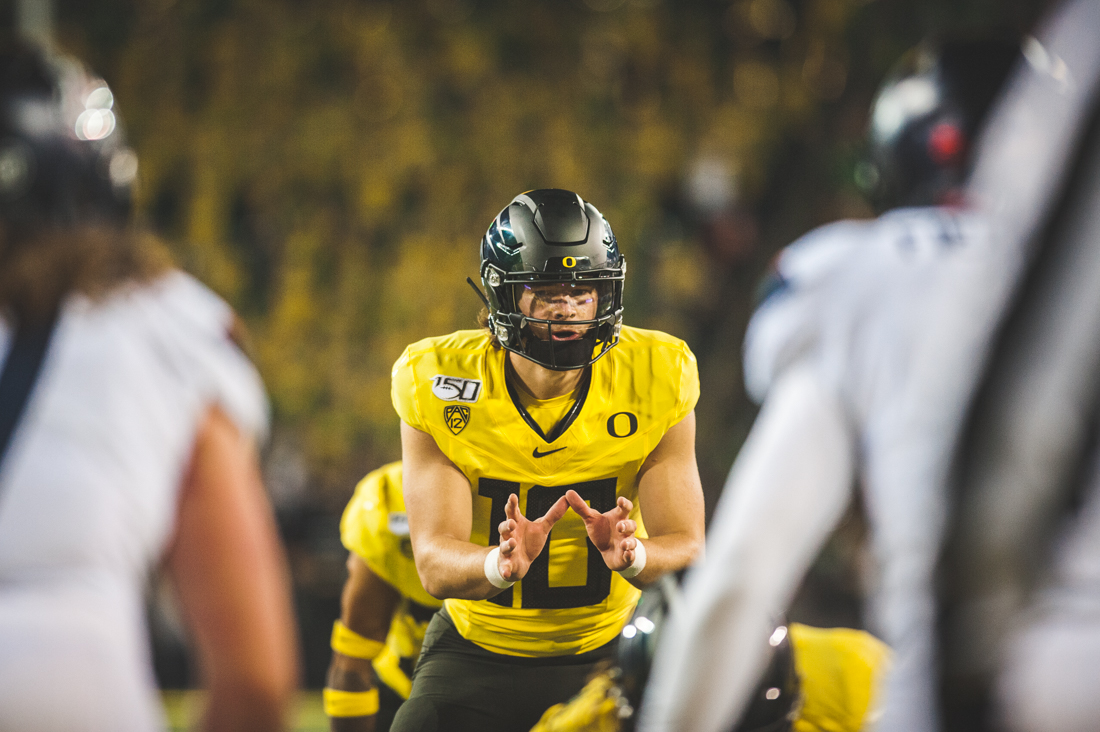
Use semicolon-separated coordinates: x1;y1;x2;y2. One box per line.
161;691;327;732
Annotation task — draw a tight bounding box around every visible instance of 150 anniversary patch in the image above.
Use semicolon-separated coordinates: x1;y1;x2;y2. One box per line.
432;375;482;403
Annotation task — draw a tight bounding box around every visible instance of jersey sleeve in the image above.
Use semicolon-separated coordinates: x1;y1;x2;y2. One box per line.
140;271;269;443
340;461;440;609
675;341;700;422
391;346;426;430
743;221;864;404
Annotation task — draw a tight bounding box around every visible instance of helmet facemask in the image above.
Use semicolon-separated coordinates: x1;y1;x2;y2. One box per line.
478;189;626;371
489;274;622;370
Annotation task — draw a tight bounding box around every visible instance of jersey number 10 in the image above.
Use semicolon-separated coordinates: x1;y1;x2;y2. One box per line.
479;477;617;609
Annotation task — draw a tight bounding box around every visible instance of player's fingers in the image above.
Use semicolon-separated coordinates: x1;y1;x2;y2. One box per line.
499;519;515;536
541;495;570;526
505;493;521;521
564;489;596;518
500;537;516;556
617;519;637;536
615;496;633;518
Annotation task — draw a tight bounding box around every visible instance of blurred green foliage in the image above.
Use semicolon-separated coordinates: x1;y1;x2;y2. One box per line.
50;0;1046;508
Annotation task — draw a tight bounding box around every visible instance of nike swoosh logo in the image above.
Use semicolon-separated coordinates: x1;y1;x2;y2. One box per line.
532;446;566;458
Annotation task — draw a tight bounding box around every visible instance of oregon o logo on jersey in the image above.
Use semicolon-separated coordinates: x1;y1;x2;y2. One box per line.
444;405;470;434
606;412;638;438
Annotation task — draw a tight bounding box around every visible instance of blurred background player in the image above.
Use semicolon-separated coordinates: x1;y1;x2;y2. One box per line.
927;2;1100;730
637;37;1020;732
325;461;442;731
0;41;298;731
391;189;704;732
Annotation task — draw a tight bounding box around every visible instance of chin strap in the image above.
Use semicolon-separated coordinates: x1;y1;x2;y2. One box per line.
466;277;491;309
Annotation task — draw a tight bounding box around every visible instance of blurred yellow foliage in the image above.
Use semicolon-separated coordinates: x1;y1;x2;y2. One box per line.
70;0;872;495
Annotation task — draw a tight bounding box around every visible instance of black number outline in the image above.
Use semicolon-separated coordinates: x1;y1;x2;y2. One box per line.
478;478;518;607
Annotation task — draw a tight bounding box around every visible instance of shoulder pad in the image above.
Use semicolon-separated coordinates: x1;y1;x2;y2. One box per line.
744;221;868;402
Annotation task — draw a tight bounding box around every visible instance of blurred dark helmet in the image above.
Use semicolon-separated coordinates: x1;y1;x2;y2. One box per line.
0;41;136;230
617;575;677;718
616;576;801;732
862;38;1020;210
477;188;625;371
732;623;802;732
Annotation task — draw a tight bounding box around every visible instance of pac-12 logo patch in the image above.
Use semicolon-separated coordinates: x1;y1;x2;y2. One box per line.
432;375;482;403
444;405;470;435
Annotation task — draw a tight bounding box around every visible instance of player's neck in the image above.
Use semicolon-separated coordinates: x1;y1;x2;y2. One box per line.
507;351;585;400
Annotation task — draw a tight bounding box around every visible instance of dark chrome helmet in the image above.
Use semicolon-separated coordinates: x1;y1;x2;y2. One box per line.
733;623;802;732
863;38;1019;209
0;41;136;229
479;189;625;370
617;575;677;717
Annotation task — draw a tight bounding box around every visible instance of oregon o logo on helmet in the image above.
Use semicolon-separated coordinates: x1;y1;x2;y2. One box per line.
563;256;577;268
607;412;638;438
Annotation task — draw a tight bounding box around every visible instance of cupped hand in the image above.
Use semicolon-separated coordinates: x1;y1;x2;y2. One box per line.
497;493;569;582
564;490;638;571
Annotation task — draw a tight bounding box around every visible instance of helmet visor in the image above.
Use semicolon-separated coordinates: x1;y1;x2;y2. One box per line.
514;280;616;322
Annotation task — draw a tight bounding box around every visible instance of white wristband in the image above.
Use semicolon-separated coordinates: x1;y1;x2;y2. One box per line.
617;539;647;579
484;546;515;589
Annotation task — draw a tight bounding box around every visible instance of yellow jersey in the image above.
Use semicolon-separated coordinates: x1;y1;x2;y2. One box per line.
391;327;699;657
341;461;443;698
789;623;892;732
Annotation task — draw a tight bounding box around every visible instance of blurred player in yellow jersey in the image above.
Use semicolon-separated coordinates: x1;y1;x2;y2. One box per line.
390;190;705;732
324;462;443;731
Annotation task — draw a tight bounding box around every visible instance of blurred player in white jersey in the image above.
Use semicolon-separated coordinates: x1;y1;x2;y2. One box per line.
637;38;1021;732
0;42;298;731
929;2;1100;730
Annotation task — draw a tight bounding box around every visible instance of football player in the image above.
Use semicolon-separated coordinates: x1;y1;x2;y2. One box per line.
0;42;297;730
931;3;1100;729
324;462;443;731
637;38;1020;732
389;189;705;732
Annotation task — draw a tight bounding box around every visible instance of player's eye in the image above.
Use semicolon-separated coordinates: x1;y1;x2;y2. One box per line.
523;284;597;307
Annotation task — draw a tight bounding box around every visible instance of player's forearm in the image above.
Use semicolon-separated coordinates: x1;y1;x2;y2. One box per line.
415;535;504;600
331;714;375;732
327;657;377;732
201;676;292;732
625;531;704;588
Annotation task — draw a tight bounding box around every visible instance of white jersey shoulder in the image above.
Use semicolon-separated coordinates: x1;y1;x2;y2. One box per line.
744;207;982;407
743;218;867;403
124;271;269;442
0;270;268;732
